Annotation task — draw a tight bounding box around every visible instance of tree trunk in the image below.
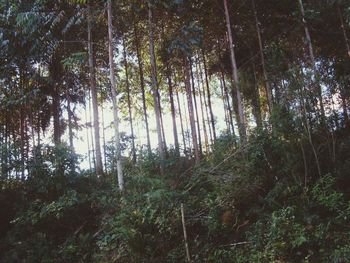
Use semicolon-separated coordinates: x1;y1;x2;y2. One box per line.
220;77;231;132
252;0;273;113
224;0;247;141
185;58;200;164
202;50;216;141
176;89;187;154
133;19;152;154
20;109;25;179
189;58;202;156
166;64;180;156
158;93;168;156
101;105;107;171
297;0;326;122
251;61;263;128
107;0;123;190
195;60;209;153
122;36;137;163
337;4;350;58
52;84;61;145
66;93;74;148
182;89;192;152
148;0;165;173
85;106;92;171
340;89;349;128
221;71;236;135
88;6;103;176
198;58;213;145
88;90;96;170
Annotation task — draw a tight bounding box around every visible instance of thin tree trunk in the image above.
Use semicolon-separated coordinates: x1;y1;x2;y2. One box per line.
337;4;350;58
221;71;236;135
298;0;326;122
52;84;61;145
185;58;200;164
299;82;322;177
166;64;180;156
66;94;74;148
122;36;137;163
176;89;187;154
85;107;92;171
101;105;107;172
88;6;103;175
195;61;209;153
133;19;152;154
224;0;247;141
252;0;273;113
181;203;192;263
20;110;25;179
107;0;123;190
189;58;202;156
220;77;231;133
88;90;96;170
182;89;192;152
198;58;213;145
340;89;349;128
148;0;165;173
202;51;216;141
251;61;263;128
296;65;322;177
158;93;168;156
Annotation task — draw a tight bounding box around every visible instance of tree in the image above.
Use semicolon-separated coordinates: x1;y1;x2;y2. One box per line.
107;0;123;190
148;0;166;173
223;0;247;141
88;4;103;176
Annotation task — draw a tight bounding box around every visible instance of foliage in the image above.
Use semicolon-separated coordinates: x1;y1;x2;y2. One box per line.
1;123;350;262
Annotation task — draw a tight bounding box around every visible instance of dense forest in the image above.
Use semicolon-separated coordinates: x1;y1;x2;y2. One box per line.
1;0;350;262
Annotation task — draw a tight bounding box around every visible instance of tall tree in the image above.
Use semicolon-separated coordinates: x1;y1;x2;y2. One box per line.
133;19;152;154
223;0;247;141
251;0;273;113
107;0;123;190
122;36;137;163
185;58;200;164
297;0;326;122
88;4;103;176
148;0;166;173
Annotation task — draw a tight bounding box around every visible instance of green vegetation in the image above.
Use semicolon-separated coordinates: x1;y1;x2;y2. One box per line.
1;126;350;262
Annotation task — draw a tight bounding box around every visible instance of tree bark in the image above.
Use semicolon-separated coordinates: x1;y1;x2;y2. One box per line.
133;19;152;154
297;0;326;122
66;92;74;149
166;64;180;156
337;4;350;58
220;77;231;132
88;90;96;170
148;0;166;173
85;106;92;171
221;71;236;135
251;61;263;128
189;58;202;156
202;51;216;141
195;60;209;153
176;89;187;154
88;5;103;176
122;36;137;163
198;58;213;145
52;84;61;145
185;58;200;164
101;105;107;171
107;0;123;190
223;0;247;141
252;0;273;113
